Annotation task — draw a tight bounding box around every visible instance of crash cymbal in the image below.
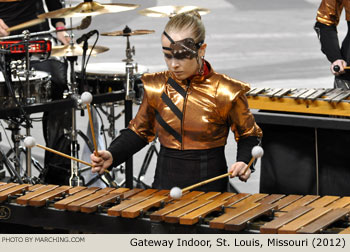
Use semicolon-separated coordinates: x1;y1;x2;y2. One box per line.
0;0;21;2
138;5;210;18
51;44;109;57
7;18;45;32
38;1;139;19
101;29;155;37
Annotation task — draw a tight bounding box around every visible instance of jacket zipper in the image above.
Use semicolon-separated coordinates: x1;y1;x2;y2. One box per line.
181;80;191;150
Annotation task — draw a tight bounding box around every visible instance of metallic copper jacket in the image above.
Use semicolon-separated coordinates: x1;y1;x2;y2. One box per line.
316;0;350;26
128;62;262;150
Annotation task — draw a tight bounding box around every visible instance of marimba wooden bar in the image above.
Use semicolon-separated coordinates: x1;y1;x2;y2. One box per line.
246;87;350;117
0;183;349;234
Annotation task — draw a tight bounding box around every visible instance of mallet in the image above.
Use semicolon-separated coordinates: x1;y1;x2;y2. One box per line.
24;136;92;167
81;91;99;156
169;145;264;199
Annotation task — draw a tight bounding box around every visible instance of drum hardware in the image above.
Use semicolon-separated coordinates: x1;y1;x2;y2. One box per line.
37;0;140;19
0;32;36;182
138;5;211;18
0;120;44;184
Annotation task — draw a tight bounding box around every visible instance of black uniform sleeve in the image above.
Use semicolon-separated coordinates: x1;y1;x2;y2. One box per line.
314;21;343;63
107;128;148;169
236;136;261;172
45;0;65;27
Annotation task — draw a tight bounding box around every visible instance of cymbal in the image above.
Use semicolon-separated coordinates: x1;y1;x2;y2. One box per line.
7;18;45;32
51;44;109;57
101;29;155;37
38;1;139;19
138;5;210;18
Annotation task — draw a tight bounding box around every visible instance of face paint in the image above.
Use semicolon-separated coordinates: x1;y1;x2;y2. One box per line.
162;31;203;59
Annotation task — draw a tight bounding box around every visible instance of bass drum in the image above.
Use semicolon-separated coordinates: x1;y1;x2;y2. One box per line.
75;62;148;103
0;70;51;108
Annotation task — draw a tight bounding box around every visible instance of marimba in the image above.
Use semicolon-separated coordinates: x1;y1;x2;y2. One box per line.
246;87;350;117
1;182;350;234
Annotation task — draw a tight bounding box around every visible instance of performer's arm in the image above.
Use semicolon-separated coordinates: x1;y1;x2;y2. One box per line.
0;18;9;36
314;21;342;63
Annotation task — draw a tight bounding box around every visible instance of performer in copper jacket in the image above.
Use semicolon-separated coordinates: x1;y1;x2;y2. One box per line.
315;0;350;88
91;12;262;192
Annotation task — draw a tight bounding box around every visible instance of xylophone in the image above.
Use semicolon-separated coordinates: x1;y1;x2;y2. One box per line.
0;182;350;234
246;87;350;117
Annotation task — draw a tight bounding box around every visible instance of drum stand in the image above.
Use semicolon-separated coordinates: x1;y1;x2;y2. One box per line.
66;53;83;186
0;30;37;183
121;28;138;188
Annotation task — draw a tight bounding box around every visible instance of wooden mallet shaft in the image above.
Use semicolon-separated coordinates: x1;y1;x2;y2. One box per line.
36;144;92;167
86;103;99;157
182;156;256;193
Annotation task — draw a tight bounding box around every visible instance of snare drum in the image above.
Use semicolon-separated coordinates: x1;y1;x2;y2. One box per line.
75;62;148;101
0;71;51;108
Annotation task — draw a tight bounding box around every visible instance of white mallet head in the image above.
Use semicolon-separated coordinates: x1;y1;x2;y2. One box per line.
81;91;93;104
24;136;36;148
251;145;264;158
170;187;182;199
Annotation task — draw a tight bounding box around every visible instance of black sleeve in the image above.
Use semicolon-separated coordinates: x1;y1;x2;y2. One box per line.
236;136;261;172
45;0;65;27
314;21;342;63
107;128;148;170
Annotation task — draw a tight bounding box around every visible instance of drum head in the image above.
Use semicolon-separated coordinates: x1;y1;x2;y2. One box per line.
0;70;50;82
76;62;149;77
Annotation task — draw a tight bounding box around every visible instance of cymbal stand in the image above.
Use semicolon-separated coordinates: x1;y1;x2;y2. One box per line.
18;30;34;180
66;56;82;186
122;27;137;188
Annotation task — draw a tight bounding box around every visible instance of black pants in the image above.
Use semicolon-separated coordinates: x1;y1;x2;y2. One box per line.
152;146;228;192
31;59;72;185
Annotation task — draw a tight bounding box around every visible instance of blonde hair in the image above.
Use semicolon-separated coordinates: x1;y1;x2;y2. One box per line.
164;11;205;44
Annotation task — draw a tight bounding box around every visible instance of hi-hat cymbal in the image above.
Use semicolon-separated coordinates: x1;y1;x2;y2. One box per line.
51;44;109;57
138;5;210;18
101;29;155;37
38;1;139;19
7;18;45;32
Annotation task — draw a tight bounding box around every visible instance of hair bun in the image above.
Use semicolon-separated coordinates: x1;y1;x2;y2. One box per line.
187;10;201;20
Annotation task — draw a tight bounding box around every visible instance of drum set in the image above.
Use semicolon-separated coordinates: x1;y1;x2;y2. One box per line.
0;1;210;188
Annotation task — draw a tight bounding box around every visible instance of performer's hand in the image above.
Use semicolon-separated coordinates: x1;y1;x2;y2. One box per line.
90;150;113;175
55;22;70;45
331;59;347;76
229;161;251;182
56;30;70;45
0;19;9;37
